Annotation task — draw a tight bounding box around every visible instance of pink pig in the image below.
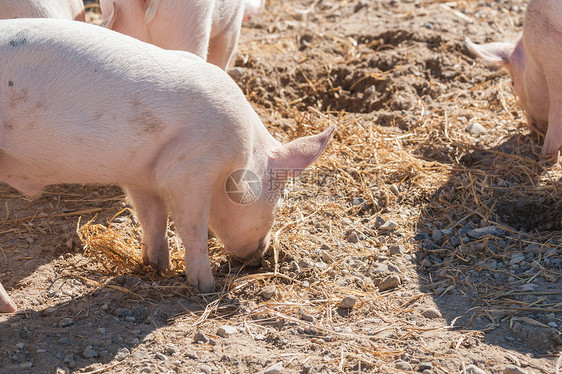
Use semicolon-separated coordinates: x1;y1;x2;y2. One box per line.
466;0;562;155
99;0;264;70
0;0;85;21
0;18;334;312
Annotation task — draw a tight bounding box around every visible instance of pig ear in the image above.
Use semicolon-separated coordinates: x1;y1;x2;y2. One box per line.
144;0;159;24
270;125;336;178
100;1;117;29
465;37;514;65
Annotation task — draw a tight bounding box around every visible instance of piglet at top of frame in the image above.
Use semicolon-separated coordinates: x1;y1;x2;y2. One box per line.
99;0;264;70
0;0;84;21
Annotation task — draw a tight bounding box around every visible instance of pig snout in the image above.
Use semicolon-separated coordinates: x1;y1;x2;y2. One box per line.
243;0;264;22
227;232;271;263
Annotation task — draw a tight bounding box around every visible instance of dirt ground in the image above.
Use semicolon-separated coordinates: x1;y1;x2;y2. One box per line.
1;0;561;373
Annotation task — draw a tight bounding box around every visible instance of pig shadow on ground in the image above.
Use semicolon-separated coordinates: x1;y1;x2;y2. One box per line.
412;131;562;359
0;273;219;372
0;183;124;307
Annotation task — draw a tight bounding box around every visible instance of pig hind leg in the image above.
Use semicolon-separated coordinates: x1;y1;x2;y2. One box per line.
541;69;562;155
0;282;16;313
123;186;170;271
207;11;244;70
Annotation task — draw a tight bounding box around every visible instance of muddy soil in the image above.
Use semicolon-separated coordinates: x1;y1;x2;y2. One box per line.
0;1;561;373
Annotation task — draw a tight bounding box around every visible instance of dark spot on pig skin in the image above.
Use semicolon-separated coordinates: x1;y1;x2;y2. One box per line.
130;99;164;134
8;81;13;87
9;89;28;109
2;121;14;130
9;35;27;47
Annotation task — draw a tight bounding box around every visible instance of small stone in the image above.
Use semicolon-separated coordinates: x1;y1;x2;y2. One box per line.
503;365;527;374
314;262;328;270
63;353;74;364
228;67;246;80
520;283;538;292
300;312;314;322
83;346;98;359
419;362;433;371
371;262;389;274
298;259;313;269
467;226;505;239
156;352;167;361
97;327;106;334
217;325;238;338
511;322;522;333
378;274;401;291
166;343;178;355
321;251;335;263
42;307;58;316
379;220;397;231
261;285;276;300
353;197;365;206
346;231;360;243
16;343;24;350
185;350;198;360
131;351;147;360
264;362;283;374
466;364;487;374
387;263;401;273
373;215;386;229
339;295;357;309
390;183;400;195
140;367;151;373
100;303;109;311
59;318;75;327
115;348;130;361
432;229;443;241
421;307;442;319
394;360;412;371
389;245;404;256
419;258;432;268
200;364;212;374
466;122;486;135
193;330;209;343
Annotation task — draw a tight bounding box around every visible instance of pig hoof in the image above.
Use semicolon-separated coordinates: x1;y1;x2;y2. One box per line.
142;254;171;271
0;299;17;313
187;271;215;294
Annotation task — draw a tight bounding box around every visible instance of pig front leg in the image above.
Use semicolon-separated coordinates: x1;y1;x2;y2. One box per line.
0;282;16;313
541;83;562;155
166;186;214;293
123;186;170;271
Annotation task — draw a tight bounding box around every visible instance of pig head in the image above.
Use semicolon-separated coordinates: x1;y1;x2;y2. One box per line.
0;19;333;313
466;0;562;155
0;0;84;21
99;0;263;70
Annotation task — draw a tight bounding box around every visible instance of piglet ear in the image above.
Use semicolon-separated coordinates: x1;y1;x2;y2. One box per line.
465;37;514;65
270;125;336;177
100;1;117;29
144;0;159;24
